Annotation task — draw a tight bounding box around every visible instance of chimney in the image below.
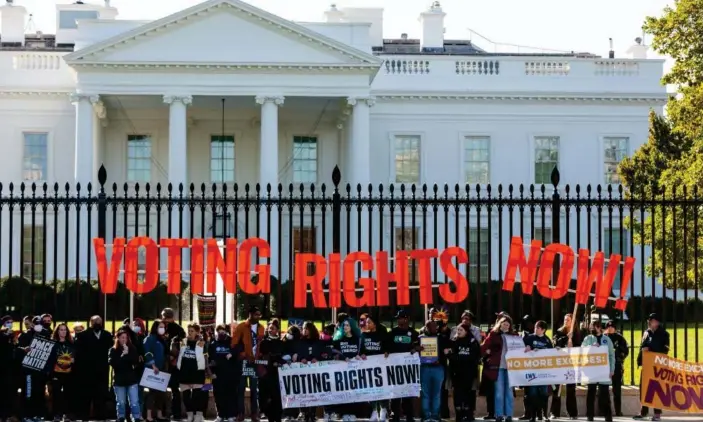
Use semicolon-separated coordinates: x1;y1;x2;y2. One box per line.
324;4;344;23
626;37;648;59
56;0;117;45
419;1;445;51
0;0;27;46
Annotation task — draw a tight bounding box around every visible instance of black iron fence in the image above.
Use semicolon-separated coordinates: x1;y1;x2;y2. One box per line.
0;165;702;384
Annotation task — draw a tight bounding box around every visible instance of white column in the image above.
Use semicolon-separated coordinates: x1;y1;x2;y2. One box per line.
163;95;192;238
71;93;99;186
255;95;284;284
347;96;375;186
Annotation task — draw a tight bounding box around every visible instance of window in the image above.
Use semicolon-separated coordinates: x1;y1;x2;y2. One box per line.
534;228;552;246
22;225;44;278
211;135;235;183
23;133;48;181
604;137;629;184
395;227;419;281
58;10;99;29
293;227;316;276
464;136;490;184
468;228;489;283
394;135;421;183
127;135;152;183
534;136;559;185
292;136;318;184
604;228;629;291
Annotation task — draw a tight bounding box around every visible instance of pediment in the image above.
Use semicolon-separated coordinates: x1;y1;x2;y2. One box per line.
65;0;380;69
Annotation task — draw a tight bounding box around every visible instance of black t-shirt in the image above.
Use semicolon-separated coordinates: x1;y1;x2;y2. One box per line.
524;334;553;351
334;335;361;359
362;331;385;356
179;340;205;384
53;341;75;376
385;326;419;354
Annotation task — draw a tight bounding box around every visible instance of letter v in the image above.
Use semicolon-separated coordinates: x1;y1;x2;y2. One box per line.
93;237;125;294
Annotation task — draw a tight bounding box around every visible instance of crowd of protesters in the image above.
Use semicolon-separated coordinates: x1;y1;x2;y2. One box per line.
0;305;669;422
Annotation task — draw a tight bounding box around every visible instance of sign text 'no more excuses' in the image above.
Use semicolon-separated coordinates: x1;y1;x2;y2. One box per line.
93;236;635;310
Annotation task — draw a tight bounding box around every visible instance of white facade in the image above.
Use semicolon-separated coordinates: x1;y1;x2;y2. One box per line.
0;0;681;300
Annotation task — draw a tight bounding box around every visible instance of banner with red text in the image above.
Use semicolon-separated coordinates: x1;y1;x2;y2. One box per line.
640;352;703;414
506;347;610;387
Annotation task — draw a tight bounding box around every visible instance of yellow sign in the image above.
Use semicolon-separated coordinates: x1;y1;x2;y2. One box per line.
420;337;439;364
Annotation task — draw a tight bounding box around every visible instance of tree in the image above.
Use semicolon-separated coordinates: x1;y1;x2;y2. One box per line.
618;0;703;290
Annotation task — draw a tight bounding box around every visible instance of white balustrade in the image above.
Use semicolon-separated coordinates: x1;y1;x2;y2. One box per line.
12;53;63;70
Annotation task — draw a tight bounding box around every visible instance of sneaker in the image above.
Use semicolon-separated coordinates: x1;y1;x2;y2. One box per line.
484;417;495;421
519;417;530;421
632;417;644;421
651;416;661;421
380;409;388;422
371;411;379;422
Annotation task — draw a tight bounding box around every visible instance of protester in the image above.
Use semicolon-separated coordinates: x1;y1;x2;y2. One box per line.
518;315;535;422
447;322;480;422
550;313;582;420
479;313;507;421
295;321;327;422
17;315;52;421
281;324;302;422
333;317;363;422
451;311;481;419
72;322;84;335
581;321;614;422
419;320;446;422
209;323;237;422
0;315;17;421
259;321;284;422
428;307;452;421
51;323;76;422
143;319;169;422
232;306;264;422
74;315;113;422
384;309;420;422
523;320;552;422
605;321;628;416
177;323;208;422
481;315;518;422
110;330;143;422
361;315;388;422
161;308;186;421
634;313;670;422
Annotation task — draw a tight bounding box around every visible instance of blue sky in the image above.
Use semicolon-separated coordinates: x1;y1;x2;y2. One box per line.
21;0;673;68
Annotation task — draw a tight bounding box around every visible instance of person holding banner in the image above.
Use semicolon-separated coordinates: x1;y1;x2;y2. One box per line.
481;315;519;422
17;315;52;422
0;315;18;422
259;321;285;422
281;325;302;422
143;320;169;422
296;321;329;422
209;323;238;422
50;323;76;422
604;321;628;417
447;322;480;422
361;315;389;422
333;317;364;422
522;321;552;422
550;313;582;420
419;320;447;422
633;313;669;422
581;321;615;422
384;310;420;422
109;330;144;422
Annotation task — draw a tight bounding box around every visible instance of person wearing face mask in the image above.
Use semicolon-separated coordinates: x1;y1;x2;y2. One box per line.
361;315;388;422
523;321;552;422
232;306;265;422
51;323;76;422
144;320;169;422
259;321;284;422
281;325;301;422
177;323;209;422
0;315;18;421
383;310;420;422
122;318;147;421
634;313;669;421
448;322;480;422
74;315;114;422
208;324;237;422
160;307;186;422
110;330;143;422
17;315;52;422
550;313;582;420
581;321;614;422
481;316;519;422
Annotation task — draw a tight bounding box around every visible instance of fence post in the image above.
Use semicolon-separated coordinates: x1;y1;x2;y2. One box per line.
550;166;561;331
97;164;107;320
331;166;342;323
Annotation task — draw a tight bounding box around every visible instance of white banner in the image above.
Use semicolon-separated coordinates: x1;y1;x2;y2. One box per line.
278;352;421;408
506;347;610;387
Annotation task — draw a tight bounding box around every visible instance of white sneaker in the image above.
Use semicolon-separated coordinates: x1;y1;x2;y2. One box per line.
350;416;357;422
342;416;350;422
331;414;339;421
185;413;194;422
370;411;379;422
323;414;331;422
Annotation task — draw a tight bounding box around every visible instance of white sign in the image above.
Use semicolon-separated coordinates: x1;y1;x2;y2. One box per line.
278;352;421;409
505;347;610;387
140;369;172;392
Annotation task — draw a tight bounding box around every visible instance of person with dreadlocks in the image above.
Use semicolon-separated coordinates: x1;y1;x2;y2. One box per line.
333;317;363;422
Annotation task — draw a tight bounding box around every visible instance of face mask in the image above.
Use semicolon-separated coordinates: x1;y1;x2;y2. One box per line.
157;327;166;336
133;326;141;334
92;323;102;331
33;324;43;333
286;333;294;341
320;333;331;341
591;329;598;336
3;323;12;330
217;332;226;341
42;322;51;329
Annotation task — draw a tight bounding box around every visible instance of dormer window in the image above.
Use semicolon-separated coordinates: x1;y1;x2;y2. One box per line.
58;10;98;29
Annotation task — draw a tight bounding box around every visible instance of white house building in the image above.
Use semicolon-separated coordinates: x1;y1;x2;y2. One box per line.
0;0;682;307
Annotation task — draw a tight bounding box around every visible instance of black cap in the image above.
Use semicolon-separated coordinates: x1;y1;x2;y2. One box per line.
395;309;409;319
123;318;131;325
249;305;261;314
605;320;616;328
1;315;12;324
40;313;52;321
461;310;475;320
32;316;41;325
647;313;660;322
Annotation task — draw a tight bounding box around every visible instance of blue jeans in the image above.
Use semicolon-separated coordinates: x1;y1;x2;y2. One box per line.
114;384;142;419
494;369;513;419
421;365;444;420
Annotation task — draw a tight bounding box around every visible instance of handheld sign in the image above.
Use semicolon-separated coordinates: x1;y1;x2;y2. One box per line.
420;337;439;364
140;369;171;392
21;337;57;374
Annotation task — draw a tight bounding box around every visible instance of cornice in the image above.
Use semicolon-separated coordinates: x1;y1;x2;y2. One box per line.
373;93;669;104
67;62;380;73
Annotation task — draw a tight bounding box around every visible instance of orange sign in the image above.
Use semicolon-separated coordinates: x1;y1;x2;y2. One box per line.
93;235;634;310
640;352;703;413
